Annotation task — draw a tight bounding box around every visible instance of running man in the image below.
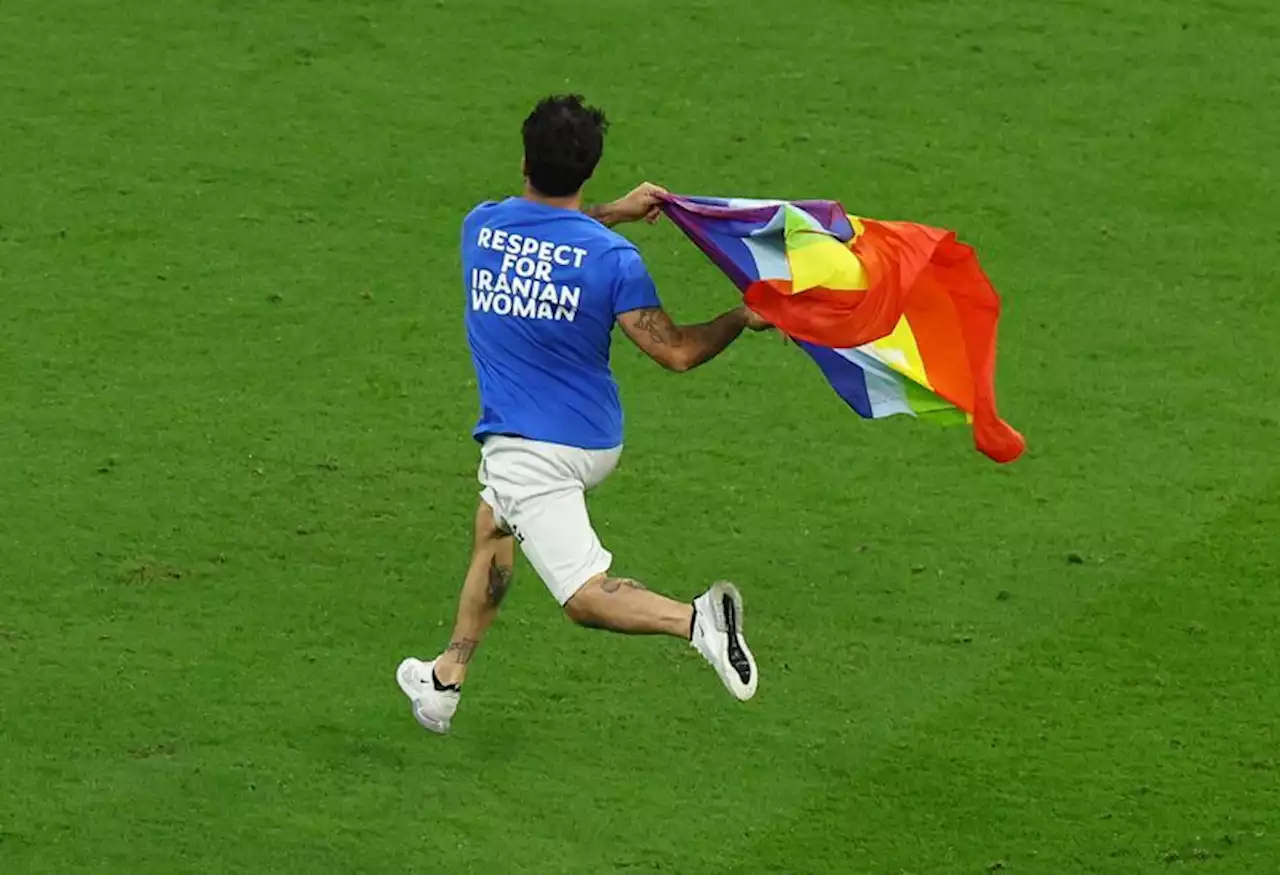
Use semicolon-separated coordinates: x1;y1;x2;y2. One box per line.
397;94;769;733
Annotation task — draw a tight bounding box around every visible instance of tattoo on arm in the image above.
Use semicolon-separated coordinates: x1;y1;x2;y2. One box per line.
634;309;669;346
620;307;745;372
487;558;513;606
446;637;479;664
600;577;648;594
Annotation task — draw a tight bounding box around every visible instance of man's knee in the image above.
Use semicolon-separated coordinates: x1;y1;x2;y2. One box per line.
474;500;511;547
473;501;515;607
564;577;606;627
564;575;647;627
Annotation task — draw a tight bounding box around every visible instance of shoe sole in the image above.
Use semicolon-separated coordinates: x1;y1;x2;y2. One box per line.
707;581;758;701
396;658;451;734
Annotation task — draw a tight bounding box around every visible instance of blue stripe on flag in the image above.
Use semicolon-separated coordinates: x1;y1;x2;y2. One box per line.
796;340;874;418
835;347;915;418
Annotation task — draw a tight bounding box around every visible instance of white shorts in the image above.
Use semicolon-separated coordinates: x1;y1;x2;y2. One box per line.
478;435;622;605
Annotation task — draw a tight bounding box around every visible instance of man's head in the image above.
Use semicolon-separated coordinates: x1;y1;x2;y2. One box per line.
521;94;608;198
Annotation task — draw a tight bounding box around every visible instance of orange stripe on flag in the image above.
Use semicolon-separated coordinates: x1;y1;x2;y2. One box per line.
744;218;1024;463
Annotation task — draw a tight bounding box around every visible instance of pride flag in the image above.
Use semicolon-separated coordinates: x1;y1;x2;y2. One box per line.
660;195;1025;463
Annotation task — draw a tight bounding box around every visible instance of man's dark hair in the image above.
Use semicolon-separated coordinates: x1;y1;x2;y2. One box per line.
522;94;608;197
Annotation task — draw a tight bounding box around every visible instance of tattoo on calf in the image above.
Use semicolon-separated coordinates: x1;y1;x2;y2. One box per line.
600;577;647;594
446;637;479;664
487;558;513;606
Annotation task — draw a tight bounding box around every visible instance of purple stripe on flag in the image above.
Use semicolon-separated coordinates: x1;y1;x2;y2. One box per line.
662;207;759;289
796;339;874;419
666;196;855;241
660;195;861;292
794;201;855;241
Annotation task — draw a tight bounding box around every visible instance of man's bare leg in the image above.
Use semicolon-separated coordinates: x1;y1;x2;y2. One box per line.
433;500;514;687
563;575;694;638
562;574;757;701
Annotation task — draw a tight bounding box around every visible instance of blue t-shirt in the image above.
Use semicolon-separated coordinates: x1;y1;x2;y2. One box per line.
461;197;662;450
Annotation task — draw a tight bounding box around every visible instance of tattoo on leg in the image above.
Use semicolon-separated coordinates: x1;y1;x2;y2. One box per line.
446;637;479;664
487;558;513;606
600;577;647;594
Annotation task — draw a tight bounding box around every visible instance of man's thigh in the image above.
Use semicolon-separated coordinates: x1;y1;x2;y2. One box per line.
478;437;615;605
505;485;612;605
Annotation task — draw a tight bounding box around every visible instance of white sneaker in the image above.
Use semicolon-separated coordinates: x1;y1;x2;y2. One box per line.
691;581;758;701
395;657;459;734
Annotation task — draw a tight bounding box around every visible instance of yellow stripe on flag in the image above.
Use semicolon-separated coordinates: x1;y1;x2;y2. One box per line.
869;316;935;392
784;206;868;293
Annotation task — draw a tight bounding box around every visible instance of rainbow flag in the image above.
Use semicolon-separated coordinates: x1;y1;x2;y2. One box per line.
660;195;1025;463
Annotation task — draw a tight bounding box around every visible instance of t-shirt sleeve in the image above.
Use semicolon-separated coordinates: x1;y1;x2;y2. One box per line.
610;247;662;316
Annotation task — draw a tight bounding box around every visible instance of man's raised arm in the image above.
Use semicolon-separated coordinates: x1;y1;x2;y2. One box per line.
585;182;667;227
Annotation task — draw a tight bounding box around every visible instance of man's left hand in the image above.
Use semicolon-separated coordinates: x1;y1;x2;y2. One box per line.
601;182;668;226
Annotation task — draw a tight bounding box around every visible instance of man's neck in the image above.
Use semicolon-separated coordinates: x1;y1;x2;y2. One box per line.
521;183;582;213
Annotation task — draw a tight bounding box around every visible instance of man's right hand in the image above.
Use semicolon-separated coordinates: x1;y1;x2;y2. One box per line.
741;305;772;332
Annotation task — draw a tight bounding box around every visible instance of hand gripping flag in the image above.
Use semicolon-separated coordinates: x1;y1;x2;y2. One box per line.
660;195;1026;464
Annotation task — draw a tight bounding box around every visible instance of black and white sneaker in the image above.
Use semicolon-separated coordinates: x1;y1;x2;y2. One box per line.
395;657;460;734
690;581;758;701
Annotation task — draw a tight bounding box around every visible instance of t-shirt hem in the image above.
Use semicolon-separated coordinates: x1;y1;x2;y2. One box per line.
474;428;623;452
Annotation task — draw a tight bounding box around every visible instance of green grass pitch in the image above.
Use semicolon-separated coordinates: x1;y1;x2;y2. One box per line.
2;1;1278;872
